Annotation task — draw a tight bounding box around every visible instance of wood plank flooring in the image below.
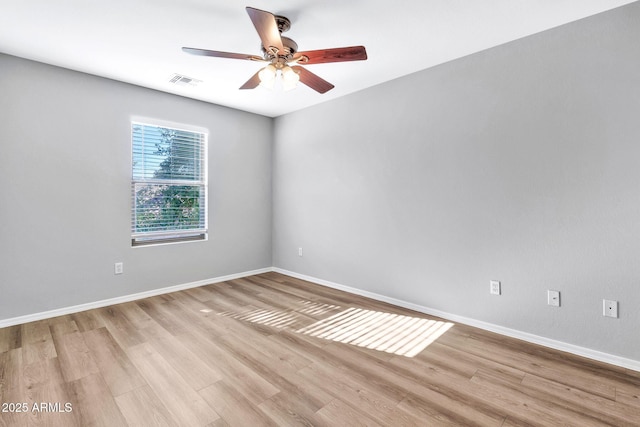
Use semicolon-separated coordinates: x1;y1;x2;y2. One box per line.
1;272;639;426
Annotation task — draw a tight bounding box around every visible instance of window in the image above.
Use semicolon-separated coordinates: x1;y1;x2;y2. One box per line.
131;121;207;246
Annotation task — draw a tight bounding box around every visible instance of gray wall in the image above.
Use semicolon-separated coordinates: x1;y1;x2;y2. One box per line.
273;3;640;360
0;54;273;319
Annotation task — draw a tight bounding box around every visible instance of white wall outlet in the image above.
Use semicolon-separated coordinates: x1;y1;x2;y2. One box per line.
547;290;560;307
114;262;123;275
490;280;501;295
298;247;303;257
603;299;618;318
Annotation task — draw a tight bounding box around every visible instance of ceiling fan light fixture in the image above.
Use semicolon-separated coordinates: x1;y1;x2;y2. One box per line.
258;64;277;89
281;66;299;91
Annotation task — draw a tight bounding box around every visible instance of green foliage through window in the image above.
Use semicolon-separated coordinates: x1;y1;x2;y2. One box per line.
131;122;207;245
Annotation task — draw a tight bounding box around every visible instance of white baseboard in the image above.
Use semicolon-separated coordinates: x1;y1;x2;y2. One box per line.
0;267;272;328
272;267;640;373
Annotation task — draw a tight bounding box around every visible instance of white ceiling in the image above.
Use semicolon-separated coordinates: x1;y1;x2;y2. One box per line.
0;1;635;117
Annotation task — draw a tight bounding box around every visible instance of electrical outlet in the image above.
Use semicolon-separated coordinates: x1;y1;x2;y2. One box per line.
490;280;501;295
603;299;618;318
547;290;560;307
298;247;303;257
114;262;123;275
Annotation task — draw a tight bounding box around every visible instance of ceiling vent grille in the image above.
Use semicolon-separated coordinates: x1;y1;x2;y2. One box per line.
169;73;202;87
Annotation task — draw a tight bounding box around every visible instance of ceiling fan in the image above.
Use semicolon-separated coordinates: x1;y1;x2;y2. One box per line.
182;7;367;94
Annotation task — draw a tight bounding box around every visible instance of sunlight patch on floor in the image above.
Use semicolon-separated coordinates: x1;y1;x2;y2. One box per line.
296;307;454;357
296;300;341;316
217;300;341;329
218;307;299;328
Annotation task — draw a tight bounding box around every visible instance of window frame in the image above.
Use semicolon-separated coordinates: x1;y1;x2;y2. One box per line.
130;118;208;247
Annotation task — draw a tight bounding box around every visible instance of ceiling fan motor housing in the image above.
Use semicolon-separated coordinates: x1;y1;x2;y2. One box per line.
262;36;298;61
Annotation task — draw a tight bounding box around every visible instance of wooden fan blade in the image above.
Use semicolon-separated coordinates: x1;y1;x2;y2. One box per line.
291;66;334;94
293;46;367;65
239;70;261;90
182;47;264;61
246;7;284;54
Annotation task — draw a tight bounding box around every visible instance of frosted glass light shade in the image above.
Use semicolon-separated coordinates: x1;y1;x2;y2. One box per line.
281;66;299;91
258;64;277;89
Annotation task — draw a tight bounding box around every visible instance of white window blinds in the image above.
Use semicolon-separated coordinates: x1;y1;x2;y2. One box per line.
131;121;207;246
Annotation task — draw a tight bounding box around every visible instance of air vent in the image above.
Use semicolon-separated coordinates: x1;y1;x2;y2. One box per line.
169;73;202;87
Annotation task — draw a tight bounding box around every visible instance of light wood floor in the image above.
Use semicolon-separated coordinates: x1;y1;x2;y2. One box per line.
1;272;639;426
